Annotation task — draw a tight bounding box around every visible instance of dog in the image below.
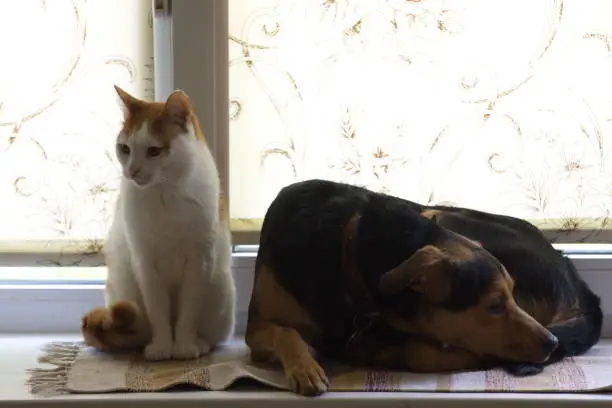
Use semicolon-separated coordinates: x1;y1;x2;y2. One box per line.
245;179;602;396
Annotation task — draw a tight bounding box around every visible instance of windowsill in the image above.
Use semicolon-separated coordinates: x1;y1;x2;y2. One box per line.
6;334;612;407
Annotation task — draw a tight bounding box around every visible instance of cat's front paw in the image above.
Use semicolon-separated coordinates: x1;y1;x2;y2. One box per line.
172;341;201;360
144;338;174;361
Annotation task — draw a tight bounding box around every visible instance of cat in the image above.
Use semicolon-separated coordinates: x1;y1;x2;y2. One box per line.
81;85;236;361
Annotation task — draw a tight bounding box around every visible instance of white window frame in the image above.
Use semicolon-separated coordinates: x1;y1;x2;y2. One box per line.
0;1;611;341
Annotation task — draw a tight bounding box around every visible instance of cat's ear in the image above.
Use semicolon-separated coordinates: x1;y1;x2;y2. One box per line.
162;90;191;129
114;85;144;116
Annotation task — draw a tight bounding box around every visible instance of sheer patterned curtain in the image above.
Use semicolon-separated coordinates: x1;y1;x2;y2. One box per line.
0;0;153;267
229;0;612;244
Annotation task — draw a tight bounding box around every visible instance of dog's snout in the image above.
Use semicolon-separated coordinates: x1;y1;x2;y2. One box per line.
542;333;559;356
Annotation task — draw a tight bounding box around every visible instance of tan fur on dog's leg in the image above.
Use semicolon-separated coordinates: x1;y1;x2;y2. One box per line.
350;334;486;373
247;321;328;396
246;263;327;395
382;340;485;372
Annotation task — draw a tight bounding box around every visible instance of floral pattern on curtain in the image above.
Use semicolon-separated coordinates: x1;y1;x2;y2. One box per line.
229;0;612;243
0;0;153;266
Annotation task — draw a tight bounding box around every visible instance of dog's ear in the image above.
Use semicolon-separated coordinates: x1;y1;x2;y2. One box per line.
378;245;449;302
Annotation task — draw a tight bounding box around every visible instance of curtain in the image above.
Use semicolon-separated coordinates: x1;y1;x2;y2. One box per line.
229;0;612;244
0;0;154;266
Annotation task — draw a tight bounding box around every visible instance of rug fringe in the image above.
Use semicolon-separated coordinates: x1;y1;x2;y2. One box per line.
26;341;84;397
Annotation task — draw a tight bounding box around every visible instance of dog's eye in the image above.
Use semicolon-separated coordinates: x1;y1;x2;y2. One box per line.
486;302;506;315
147;146;163;157
118;143;130;155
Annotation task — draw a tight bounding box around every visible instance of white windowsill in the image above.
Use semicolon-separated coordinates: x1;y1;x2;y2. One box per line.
3;334;612;407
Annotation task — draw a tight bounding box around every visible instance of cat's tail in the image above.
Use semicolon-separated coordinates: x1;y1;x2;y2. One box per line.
81;300;151;351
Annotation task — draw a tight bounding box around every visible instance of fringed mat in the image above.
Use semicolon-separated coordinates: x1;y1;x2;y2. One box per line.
26;340;612;396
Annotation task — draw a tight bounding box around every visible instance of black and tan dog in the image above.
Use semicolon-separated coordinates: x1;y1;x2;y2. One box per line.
245;179;602;396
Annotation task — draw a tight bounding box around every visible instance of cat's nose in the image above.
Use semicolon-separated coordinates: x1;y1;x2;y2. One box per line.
129;168;141;178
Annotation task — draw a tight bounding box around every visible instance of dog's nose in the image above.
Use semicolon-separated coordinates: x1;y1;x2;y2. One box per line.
542;333;559;356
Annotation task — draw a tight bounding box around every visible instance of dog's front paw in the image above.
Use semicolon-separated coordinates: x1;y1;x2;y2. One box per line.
81;301;139;351
504;362;544;377
285;356;329;396
172;341;201;360
144;337;174;361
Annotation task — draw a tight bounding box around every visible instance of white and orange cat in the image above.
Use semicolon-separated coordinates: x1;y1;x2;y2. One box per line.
81;86;236;360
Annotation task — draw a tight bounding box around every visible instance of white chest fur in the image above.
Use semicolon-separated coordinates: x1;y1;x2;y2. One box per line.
120;177;219;286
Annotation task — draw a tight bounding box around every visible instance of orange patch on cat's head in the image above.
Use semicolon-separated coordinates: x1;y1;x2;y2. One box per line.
114;85;206;147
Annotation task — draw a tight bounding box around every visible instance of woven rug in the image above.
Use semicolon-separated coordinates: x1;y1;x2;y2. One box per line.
26;340;612;396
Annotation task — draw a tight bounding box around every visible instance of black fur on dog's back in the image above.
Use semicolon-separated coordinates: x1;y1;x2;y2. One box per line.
426;205;602;365
253;180;451;352
548;257;602;359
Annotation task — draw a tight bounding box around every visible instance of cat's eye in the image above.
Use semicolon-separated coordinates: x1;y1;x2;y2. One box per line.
147;146;163;157
118;143;130;155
